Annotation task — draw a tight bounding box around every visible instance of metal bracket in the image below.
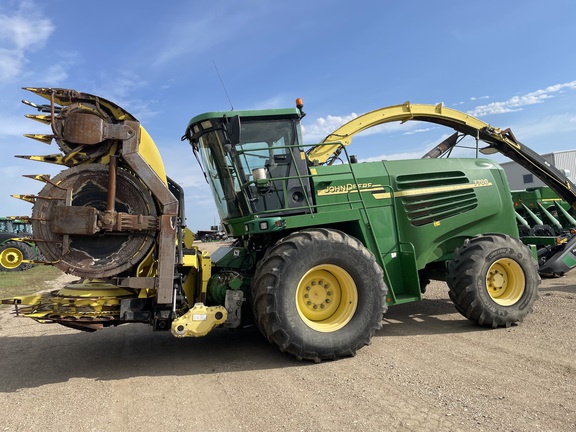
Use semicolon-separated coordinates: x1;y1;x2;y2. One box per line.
224;290;245;329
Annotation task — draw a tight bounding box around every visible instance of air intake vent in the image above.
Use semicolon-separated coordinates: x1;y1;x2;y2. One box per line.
396;171;469;190
396;171;478;227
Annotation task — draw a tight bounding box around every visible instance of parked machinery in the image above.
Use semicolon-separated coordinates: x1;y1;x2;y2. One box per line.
0;217;37;271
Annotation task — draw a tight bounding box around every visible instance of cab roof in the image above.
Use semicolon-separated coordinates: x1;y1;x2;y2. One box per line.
186;108;301;130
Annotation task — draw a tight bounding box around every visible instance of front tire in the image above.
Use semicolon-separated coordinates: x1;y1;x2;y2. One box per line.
447;233;540;328
252;228;387;361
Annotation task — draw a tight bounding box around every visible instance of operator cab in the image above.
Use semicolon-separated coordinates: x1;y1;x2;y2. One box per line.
184;106;313;228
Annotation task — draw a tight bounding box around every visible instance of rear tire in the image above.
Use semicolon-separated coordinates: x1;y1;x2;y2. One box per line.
252;228;387;361
0;241;34;271
447;233;540;328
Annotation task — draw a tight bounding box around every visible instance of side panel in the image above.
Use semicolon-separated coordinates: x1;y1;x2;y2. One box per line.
383;158;518;268
310;158;518;304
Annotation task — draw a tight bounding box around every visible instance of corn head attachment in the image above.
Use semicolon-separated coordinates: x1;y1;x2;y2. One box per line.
3;88;188;331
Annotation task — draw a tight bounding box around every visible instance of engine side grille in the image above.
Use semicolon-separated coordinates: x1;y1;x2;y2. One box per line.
396;171;478;227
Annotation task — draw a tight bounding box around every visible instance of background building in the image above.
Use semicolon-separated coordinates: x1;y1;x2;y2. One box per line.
500;149;576;191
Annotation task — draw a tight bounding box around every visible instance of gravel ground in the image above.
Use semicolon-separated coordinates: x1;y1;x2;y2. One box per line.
0;242;574;432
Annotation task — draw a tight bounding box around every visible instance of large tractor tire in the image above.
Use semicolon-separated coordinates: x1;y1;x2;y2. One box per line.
447;233;540;328
0;241;34;272
251;228;387;361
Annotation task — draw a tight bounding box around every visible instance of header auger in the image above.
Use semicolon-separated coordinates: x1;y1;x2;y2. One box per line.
3;88;561;361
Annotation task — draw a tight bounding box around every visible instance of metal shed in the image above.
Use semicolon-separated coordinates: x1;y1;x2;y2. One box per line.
500;149;576;190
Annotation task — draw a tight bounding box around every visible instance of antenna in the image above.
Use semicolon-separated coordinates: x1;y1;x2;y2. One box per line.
212;60;234;110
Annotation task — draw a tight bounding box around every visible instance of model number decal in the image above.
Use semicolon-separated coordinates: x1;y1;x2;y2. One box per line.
473;179;491;186
371;180;493;200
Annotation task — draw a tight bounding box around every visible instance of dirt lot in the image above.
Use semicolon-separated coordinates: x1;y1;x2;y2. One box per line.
0;243;574;432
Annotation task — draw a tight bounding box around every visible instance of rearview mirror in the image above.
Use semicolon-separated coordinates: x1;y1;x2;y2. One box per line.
227;115;241;146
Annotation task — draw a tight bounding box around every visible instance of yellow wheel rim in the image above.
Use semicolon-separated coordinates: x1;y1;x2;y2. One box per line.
0;247;24;269
486;258;525;306
295;264;358;332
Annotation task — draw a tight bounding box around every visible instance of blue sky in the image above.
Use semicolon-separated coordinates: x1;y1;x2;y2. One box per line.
0;0;575;230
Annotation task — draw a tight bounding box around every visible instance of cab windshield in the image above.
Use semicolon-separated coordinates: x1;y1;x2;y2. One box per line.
195;118;302;220
196;128;243;220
